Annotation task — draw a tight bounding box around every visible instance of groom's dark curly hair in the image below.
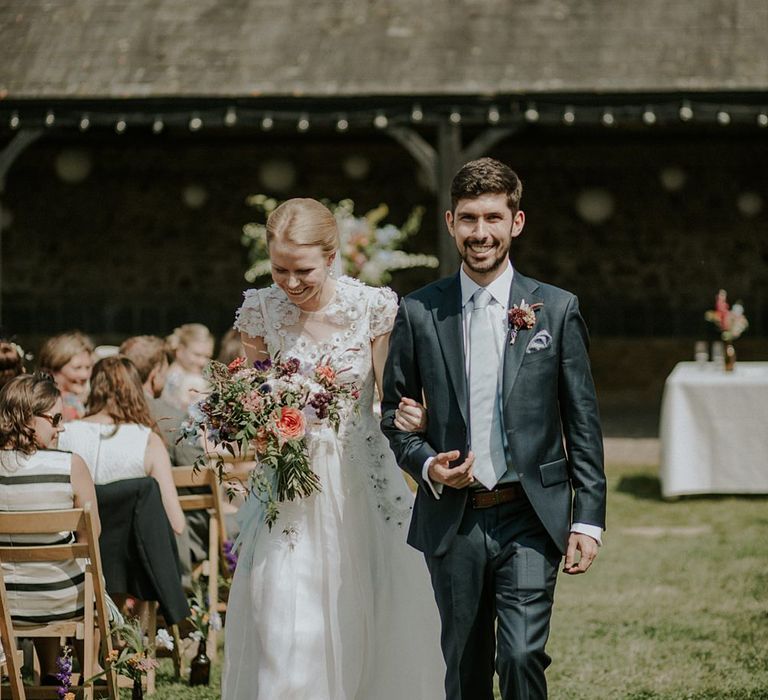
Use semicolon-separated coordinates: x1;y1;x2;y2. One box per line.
450;157;523;213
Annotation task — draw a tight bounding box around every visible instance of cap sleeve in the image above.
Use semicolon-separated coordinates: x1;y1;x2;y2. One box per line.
368;286;399;339
234;289;265;337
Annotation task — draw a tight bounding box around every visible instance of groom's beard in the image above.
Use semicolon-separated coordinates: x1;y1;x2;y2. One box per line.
459;237;511;276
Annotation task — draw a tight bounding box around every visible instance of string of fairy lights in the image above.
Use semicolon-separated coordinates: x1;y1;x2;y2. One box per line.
2;98;768;135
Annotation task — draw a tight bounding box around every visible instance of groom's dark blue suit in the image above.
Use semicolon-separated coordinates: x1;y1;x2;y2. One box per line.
381;269;606;699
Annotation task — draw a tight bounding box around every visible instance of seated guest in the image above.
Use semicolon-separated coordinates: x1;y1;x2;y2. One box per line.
37;331;94;421
161;323;214;413
58;356;185;535
0;372;100;681
0;333;27;390
119;335;204;467
216;326;246;365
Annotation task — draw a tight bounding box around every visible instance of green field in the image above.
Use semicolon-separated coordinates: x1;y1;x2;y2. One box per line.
142;463;768;700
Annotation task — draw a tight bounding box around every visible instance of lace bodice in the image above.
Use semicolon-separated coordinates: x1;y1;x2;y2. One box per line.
234;276;412;527
235;276;396;401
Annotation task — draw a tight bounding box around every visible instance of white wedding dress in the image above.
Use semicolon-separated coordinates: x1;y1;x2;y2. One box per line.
223;276;445;700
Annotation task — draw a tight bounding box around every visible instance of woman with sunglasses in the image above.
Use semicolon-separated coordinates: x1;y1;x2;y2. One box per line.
0;372;100;681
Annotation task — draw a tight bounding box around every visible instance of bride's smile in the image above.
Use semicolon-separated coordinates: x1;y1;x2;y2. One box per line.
269;239;336;312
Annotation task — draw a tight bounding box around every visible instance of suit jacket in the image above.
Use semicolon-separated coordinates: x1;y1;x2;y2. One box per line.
95;477;190;625
381;270;606;557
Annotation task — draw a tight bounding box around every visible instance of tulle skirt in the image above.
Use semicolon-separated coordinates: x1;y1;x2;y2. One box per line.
222;428;445;700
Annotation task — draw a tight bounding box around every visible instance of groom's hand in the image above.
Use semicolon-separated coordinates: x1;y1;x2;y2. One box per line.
428;450;475;489
563;533;599;575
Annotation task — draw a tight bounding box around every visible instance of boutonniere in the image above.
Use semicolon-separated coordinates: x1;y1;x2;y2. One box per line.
508;299;543;345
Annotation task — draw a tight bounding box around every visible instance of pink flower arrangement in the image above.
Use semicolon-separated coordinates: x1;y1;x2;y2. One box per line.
705;289;749;342
184;353;358;528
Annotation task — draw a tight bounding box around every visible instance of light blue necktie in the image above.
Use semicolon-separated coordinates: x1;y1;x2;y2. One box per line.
469;288;507;489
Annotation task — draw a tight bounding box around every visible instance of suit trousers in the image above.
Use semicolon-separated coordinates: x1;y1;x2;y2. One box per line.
425;496;560;700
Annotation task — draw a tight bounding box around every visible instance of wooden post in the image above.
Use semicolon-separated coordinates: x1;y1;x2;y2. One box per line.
387;120;517;278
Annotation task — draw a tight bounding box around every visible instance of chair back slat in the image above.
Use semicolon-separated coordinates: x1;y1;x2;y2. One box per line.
177;494;215;511
172;466;209;489
0;509;84;534
0;543;89;562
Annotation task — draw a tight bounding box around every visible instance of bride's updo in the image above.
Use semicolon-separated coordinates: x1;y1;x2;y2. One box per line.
266;198;339;254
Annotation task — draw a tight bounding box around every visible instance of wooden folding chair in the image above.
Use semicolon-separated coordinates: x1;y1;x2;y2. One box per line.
0;555;25;700
0;504;118;700
172;466;225;667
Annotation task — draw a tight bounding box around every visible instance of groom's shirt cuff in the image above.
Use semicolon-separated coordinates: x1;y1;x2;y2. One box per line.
571;522;602;546
422;457;443;499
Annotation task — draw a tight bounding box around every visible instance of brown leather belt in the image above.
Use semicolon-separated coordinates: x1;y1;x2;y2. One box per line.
470;482;524;509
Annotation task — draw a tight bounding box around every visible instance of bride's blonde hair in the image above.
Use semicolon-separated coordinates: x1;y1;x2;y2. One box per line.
266;198;339;254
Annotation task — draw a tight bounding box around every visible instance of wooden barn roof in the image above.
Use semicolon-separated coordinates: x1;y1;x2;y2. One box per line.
1;0;768;100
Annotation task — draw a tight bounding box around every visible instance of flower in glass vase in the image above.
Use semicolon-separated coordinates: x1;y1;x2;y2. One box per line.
182;352;359;528
705;289;749;342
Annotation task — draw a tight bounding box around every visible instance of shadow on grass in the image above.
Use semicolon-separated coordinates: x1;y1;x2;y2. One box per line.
615;474;662;500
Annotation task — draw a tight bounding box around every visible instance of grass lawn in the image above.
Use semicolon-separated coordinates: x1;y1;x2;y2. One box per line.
144;462;768;699
544;463;768;700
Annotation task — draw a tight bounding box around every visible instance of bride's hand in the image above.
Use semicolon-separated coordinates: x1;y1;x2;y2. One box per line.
394;397;427;433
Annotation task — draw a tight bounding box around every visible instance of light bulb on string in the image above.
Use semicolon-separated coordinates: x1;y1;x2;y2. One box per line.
44;110;55;127
757;111;768;128
487;105;501;124
189;114;203;131
562;106;575;125
524;104;539;123
336;116;349;132
224;106;238;127
642;107;657;125
449;110;461;124
261;114;274;131
79;114;90;131
679;101;694;122
601;109;615;127
9;111;20;130
410;104;423;122
716;110;731;126
152;116;164;134
297;114;310;132
115;117;127;134
373;112;389;129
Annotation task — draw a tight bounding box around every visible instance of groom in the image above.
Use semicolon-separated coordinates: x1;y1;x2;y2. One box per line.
381;157;606;700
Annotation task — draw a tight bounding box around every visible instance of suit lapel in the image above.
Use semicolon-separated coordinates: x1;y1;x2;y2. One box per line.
502;272;542;406
431;274;468;426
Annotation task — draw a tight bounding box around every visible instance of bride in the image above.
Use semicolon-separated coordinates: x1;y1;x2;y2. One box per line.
222;198;444;700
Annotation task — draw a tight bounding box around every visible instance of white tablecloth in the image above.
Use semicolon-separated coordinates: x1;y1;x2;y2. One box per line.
659;362;768;497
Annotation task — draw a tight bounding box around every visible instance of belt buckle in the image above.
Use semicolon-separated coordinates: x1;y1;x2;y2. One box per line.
491;489;502;506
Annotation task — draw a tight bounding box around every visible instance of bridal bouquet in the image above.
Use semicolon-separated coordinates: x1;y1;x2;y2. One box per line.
186;354;359;528
242;195;438;286
705;289;749;341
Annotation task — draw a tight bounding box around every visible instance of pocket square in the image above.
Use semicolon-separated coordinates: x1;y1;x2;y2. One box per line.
526;329;552;354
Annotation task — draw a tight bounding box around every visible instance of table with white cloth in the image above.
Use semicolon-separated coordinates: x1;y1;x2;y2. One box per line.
659;361;768;498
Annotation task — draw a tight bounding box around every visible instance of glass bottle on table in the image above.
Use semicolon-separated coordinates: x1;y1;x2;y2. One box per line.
711;340;725;371
694;341;709;368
